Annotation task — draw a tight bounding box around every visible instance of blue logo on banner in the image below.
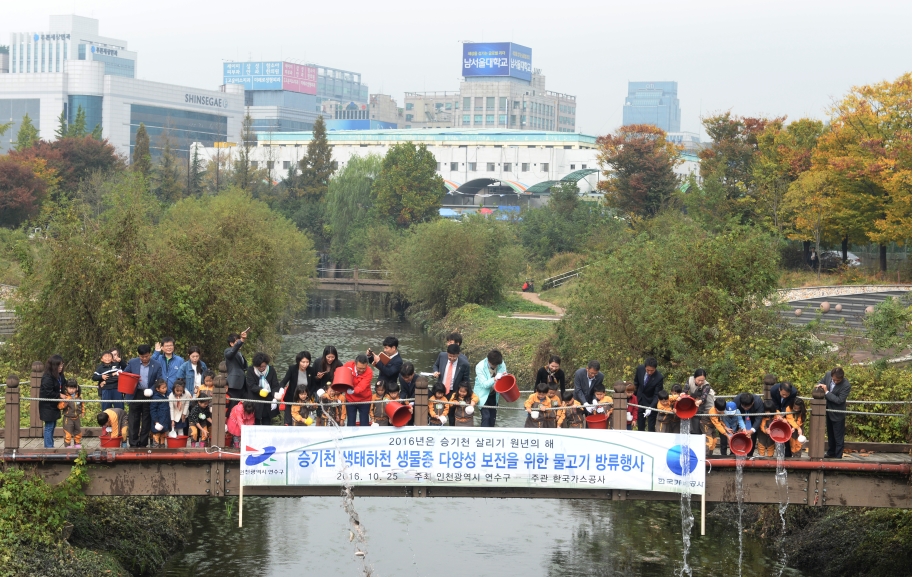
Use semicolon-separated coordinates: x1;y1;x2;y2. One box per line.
245;445;277;466
666;445;698;476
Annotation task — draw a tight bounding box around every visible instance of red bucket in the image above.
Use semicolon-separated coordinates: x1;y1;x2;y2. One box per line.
585;413;609;429
674;395;698;419
117;372;140;395
166;434;189;449
99;435;122;448
493;374;520;403
330;366;354;394
385;401;411;428
768;420;793;444
225;432;234;447
729;431;753;456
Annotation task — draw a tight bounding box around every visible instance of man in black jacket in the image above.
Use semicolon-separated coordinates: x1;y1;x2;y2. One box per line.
224;331;248;410
738;392;765;457
633;357;664;432
573;361;604;405
817;367;851;458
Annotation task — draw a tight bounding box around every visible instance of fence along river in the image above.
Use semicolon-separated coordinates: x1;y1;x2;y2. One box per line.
159;291;807;577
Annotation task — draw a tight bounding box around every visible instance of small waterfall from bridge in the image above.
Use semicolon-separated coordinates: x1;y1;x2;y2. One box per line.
735;455;746;577
774;442;790;576
678;418;694;577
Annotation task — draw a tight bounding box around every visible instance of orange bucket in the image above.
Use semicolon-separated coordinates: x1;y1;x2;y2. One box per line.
493;374;520;402
585;413;609;429
117;372;140;395
99;435;121;448
729;431;753;456
768;420;793;444
674;395;698;419
385;401;411;428
331;366;354;394
166;435;189;448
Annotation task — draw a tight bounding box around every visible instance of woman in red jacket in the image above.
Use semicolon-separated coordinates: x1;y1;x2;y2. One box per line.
344;354;374;426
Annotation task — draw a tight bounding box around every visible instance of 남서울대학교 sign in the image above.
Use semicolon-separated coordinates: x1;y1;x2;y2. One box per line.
240;427;705;494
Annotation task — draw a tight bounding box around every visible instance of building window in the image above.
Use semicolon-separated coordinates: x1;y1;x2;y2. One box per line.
266;161;274;170
462;115;470;124
486;162;495;171
570;164;575;170
469;162;477;171
499;97;507;110
486;96;495;109
498;115;507;125
436;162;442;171
504;162;512;172
485;115;494;124
582;164;587;169
405;102;414;110
464;97;471;109
283;161;290;169
541;163;549;172
251;161;259;168
474;97;483;108
474;115;482;124
450;162;459;171
521;115;526;124
405;114;413;121
510;115;517;126
445;102;452;110
521;163;530;172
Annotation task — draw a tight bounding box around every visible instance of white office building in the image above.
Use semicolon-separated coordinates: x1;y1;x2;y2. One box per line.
1;15;243;158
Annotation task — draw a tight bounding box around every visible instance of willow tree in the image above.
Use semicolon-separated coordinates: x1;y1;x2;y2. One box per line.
325;154;383;262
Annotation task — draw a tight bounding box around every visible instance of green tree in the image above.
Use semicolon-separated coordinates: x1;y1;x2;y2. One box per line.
132;123;152;176
90;123;103;140
68;105;87;138
325;153;383;261
14;113;39;151
0;121;11;137
596;123;681;217
54;109;68;140
188;146;204;196
864;297;912;353
390;215;517;318
233;113;256;191
782;170;836;278
152;135;184;203
374;142;445;226
298;115;334;199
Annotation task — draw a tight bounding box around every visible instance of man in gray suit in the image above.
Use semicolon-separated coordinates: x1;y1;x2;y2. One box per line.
224;330;248;409
817;366;851;459
573;360;604;405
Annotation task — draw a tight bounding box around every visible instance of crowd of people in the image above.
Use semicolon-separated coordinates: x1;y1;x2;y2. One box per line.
37;331;852;458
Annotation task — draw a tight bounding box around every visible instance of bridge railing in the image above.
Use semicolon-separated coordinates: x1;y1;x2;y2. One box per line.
540;266;588;291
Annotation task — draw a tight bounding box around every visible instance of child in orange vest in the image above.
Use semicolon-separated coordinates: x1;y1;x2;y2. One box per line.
559;391;584;428
450;383;479;427
291;385;315;426
786;398;808;455
59;380;85;448
429;383;449;426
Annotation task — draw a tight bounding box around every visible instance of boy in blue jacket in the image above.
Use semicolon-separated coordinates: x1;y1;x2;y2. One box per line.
722;401;747;435
149;379;171;447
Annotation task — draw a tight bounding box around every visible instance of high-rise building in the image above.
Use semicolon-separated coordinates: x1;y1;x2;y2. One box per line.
404;43;577;132
622;81;681;133
1;15;242;157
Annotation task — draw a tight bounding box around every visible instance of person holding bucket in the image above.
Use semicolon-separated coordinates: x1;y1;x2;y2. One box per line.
572;360;604;405
343;355;374;426
474;350;507;428
93;349;126;410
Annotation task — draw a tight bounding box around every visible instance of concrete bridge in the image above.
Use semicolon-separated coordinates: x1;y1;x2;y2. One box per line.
2;363;909;507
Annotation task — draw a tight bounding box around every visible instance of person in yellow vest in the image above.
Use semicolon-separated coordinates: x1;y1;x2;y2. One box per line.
757;400;778;457
97;406;129;447
59;380;85;448
707;398;730;456
524;382;550;428
786;398;808;456
291;385;315;426
558;391;585;428
428;383;450;426
318;388;347;426
450;383;479;427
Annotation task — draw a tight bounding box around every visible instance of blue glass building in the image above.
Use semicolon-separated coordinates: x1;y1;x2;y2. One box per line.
622;81;681;133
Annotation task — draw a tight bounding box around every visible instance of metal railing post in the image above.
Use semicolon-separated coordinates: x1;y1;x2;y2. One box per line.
29;361;43;437
5;374;20;450
212;361;228;447
809;387;827;459
611;381;628;430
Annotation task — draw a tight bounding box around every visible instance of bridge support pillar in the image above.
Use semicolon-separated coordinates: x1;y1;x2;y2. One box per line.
809;387;827;460
4;374;20;450
414;375;429;426
611;381;628;431
29;361;42;438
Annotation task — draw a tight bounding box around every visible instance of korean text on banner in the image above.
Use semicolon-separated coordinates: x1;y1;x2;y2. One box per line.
240;427;704;494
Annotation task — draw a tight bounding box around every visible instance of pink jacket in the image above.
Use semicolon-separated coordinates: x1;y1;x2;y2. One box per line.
227;402;255;436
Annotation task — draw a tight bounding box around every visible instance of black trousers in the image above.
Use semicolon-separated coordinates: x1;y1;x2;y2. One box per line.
826;418;845;457
128;400;151;447
636;403;658;432
481;393;498;427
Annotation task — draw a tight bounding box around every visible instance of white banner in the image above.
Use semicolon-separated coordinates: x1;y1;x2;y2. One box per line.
240;427;705;495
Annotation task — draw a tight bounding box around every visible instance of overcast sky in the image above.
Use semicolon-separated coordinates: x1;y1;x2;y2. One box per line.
6;0;912;137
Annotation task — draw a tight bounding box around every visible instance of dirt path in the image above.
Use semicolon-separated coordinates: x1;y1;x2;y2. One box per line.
512;291;565;316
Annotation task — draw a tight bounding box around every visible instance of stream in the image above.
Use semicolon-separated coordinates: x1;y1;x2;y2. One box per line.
159;291;805;577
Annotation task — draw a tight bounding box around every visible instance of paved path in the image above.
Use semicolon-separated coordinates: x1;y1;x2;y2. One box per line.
512;291;565;316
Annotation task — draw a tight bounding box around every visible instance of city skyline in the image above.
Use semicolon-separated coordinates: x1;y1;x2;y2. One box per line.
4;0;911;137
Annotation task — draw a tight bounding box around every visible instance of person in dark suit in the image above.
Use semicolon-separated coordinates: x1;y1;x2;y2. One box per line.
124;344;164;448
573;361;604;405
536;356;567;395
817;367;851;458
435;344;470;425
224;331;248;409
279;351;318;425
432;332;468;378
633;357;665;432
737;392;765;457
39;355;67;448
398;362;417;425
246;352;280;425
372;336;403;391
